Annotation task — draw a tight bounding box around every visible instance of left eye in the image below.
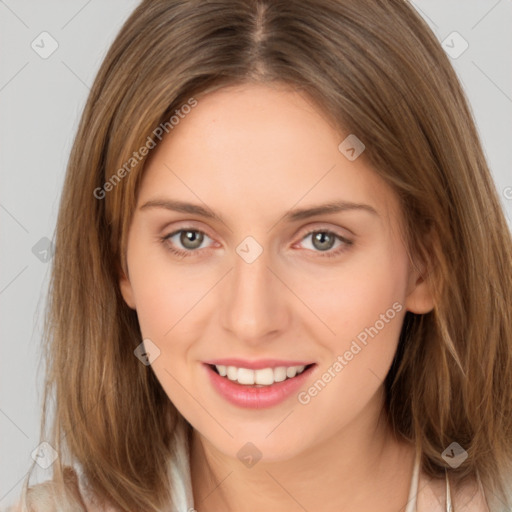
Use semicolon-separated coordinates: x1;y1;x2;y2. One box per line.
299;230;348;253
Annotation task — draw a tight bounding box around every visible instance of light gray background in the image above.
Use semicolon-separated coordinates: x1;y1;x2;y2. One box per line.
1;1;511;508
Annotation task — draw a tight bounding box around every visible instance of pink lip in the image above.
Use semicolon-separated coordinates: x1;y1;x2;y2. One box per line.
203;358;314;370
203;362;316;409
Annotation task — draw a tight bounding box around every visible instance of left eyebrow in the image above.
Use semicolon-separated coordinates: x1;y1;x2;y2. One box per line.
282;200;379;222
138;198;379;224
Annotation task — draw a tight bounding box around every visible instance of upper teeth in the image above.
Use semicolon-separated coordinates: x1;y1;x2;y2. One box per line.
215;365;307;386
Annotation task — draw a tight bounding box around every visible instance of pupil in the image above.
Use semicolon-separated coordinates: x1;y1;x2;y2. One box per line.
313;232;334;251
181;230;203;249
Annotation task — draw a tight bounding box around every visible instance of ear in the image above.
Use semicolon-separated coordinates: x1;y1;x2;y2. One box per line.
119;267;136;310
404;257;435;314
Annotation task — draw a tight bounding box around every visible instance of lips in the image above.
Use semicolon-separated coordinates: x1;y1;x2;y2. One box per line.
203;360;317;409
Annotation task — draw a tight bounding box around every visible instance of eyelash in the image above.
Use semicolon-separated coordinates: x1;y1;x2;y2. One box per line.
160;227;353;259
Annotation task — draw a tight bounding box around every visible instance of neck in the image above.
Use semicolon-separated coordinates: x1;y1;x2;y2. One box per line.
189;388;416;512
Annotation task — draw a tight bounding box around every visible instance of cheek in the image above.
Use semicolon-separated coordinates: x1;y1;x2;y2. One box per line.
130;267;204;341
291;249;408;435
125;240;196;339
304;242;408;342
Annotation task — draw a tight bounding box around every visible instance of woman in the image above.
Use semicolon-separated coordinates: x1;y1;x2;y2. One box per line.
12;0;512;510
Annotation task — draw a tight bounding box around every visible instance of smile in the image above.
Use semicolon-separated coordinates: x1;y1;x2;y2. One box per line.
211;364;310;386
203;361;317;409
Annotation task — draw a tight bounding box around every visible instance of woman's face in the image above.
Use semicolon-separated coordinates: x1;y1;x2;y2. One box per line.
120;83;432;462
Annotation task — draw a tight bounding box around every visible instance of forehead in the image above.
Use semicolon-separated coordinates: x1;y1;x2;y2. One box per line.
137;83;399;225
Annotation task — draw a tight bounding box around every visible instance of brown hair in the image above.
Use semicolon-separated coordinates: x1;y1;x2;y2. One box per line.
18;0;512;510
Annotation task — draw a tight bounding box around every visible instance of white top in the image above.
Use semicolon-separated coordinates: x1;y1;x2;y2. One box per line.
404;450;451;512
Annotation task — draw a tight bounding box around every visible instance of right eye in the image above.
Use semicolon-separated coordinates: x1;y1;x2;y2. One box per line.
161;228;215;258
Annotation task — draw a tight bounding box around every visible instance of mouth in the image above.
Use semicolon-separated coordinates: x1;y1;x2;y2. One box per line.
208;363;316;387
203;362;317;409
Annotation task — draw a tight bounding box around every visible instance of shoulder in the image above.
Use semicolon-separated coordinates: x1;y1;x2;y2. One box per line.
6;467;117;512
417;470;490;512
450;476;490;512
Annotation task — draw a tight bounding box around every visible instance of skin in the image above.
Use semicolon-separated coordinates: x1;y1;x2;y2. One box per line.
119;82;435;511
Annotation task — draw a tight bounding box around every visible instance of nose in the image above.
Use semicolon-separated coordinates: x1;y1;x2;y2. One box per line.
220;244;291;344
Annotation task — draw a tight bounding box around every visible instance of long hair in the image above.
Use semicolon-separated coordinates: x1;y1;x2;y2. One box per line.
18;0;512;510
